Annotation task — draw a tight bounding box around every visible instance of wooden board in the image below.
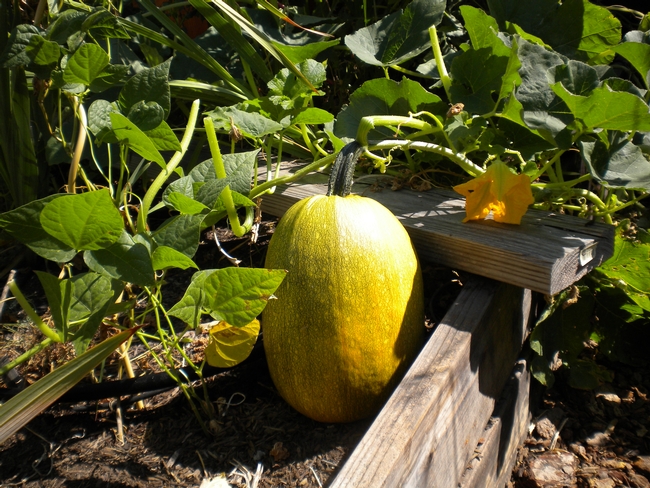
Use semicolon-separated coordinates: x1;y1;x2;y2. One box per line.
327;277;534;488
460;357;532;488
259;164;614;295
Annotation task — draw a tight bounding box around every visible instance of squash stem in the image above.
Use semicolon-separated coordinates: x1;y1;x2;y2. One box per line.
327;141;365;197
204;116;248;237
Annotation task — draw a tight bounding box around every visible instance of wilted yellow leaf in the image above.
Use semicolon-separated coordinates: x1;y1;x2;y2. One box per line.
205;319;260;368
453;161;534;225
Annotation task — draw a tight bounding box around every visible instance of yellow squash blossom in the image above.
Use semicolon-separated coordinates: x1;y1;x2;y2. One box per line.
453;161;534;225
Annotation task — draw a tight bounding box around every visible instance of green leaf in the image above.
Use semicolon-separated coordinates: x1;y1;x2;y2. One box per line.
118;58;172;117
579;137;650;191
152;214;204;257
203;267;287;327
84;231;155;286
553;84;650;132
514;38;573;146
205;319;259;368
144;121;182;152
25;35;60;66
0;328;137;444
152;246;199;271
291;107;334;125
80;8;131;40
334;77;443;140
212;191;256;216
68;272;119;354
87;99;120;144
68;272;117;323
35;271;73;341
63;43;110;86
46;9;88;45
127;100;164;132
210;106;284;139
598;233;650;293
0;195;77;262
344;0;445;67
568;359;613;390
109;112;166;168
168;271;210;328
0;25;43;69
612;41;650;89
40;189;123;251
488;0;621;62
271;39;340;64
166;192;209;215
88;64;130;93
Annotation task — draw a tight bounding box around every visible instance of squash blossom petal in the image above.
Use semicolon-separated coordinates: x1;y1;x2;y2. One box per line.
453;161;534;225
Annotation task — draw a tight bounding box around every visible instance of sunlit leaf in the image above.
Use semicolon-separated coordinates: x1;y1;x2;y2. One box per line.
152;246;199;271
204;319;260;367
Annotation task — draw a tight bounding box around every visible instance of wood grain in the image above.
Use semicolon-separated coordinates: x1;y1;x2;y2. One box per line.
327;277;533;488
258;164;614;295
459;357;532;488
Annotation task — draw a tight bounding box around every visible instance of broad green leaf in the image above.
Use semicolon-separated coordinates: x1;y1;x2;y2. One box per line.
118;57;172;117
205;319;260;367
25;35;60;66
68;272;119;354
291;107;334;125
210;106;284;138
40;189;123;251
35;271;73;341
267;59;327;108
80;8;131;40
461;6;510;55
0;25;42;69
211;191;256;218
334;77;444;140
488;0;621;63
0;195;76;262
88;64;130;93
109;112;166;168
450;47;510;114
271;39;340;64
579;137;650;191
344;0;445;67
63;43;110;86
185;150;258;195
203;267;287;327
598;233;650;293
46;9;88;45
152;214;204;257
84;231;155;286
553;84;650;132
87;99;120;143
612;41;650;89
0;328;137;445
127;100;165;132
68;272;116;323
195;179;231;210
152;246;199;271
514;38;573;146
167;192;209;215
168;271;210;328
50;69;86;94
144;121;182;152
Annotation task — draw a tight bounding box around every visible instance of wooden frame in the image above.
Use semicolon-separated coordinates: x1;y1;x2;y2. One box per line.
258;165;613;487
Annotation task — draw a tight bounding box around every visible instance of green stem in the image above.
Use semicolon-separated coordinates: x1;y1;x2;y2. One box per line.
137;99;200;233
248;152;338;199
67;96;87;194
204;116;248;237
8;280;61;342
389;64;430;79
368;139;484;177
0;338;53;376
533;150;565;182
356;115;434;147
429;26;452;100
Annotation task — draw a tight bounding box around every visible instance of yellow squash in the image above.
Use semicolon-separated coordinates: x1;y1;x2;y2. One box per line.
263;144;424;423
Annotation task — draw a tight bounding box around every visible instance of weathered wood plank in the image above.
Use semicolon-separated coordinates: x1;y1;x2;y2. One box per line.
327;277;533;488
460;357;532;488
259;164;614;295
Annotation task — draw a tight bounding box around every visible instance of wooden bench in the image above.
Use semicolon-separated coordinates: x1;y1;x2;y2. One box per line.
258;163;614;487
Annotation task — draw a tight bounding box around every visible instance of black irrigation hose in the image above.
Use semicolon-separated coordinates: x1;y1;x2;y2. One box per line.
0;340;265;405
